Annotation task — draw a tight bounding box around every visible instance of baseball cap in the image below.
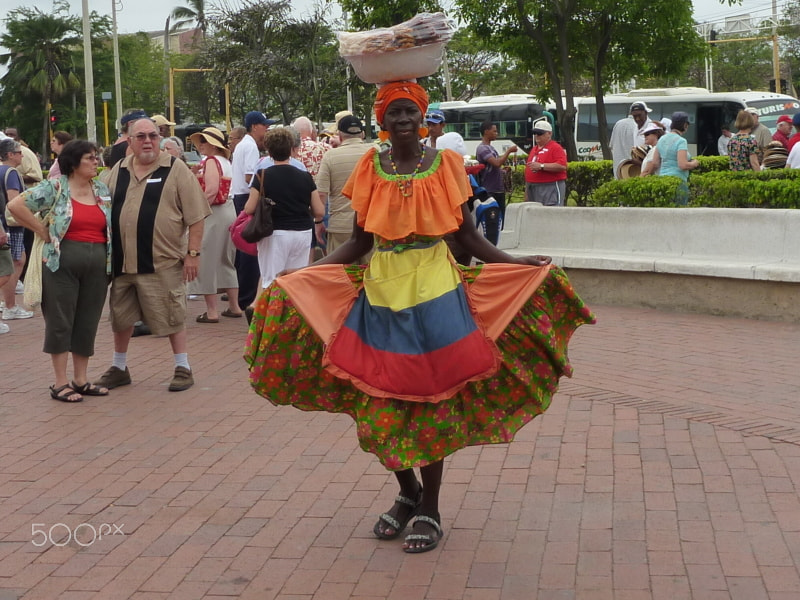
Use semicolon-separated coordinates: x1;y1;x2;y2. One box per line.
777;115;793;125
337;115;364;134
629;101;652;114
532;120;552;134
244;111;276;128
794;113;800;127
745;107;760;116
425;109;446;124
120;110;148;125
151;114;176;127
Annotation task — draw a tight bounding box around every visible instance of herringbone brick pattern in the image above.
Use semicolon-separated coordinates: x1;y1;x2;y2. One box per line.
1;299;799;599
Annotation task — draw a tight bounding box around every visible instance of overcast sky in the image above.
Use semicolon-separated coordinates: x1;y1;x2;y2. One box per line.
0;0;790;37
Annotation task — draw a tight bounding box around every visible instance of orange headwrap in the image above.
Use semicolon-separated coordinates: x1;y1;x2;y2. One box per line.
373;81;429;128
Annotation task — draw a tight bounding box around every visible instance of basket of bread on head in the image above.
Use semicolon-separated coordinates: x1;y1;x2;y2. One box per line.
338;13;454;84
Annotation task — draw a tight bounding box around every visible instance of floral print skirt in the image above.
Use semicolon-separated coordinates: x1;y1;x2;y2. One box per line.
244;262;595;471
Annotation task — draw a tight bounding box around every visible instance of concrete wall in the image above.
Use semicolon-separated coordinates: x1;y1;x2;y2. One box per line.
565;268;800;322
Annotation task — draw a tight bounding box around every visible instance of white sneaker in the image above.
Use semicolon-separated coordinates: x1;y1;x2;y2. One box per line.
15;281;24;294
2;305;34;320
0;323;8;334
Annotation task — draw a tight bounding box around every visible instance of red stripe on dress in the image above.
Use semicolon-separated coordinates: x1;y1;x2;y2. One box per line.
325;326;499;402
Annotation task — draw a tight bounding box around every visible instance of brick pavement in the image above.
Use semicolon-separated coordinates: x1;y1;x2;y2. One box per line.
1;298;800;599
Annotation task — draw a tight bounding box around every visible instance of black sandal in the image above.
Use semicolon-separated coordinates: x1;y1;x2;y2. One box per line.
50;384;83;403
403;514;443;554
373;486;423;540
72;381;109;396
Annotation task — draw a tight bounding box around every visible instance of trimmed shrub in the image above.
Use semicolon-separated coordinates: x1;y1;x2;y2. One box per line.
691;169;800;208
566;160;613;206
593;176;686;207
694;155;729;173
592;168;800;208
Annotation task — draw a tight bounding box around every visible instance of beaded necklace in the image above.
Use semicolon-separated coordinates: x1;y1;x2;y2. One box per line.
388;143;426;197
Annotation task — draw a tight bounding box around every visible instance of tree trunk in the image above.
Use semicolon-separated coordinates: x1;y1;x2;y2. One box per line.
594;17;614;160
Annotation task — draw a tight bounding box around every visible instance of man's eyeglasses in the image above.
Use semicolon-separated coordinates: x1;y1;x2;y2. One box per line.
533;131;547;136
132;133;160;141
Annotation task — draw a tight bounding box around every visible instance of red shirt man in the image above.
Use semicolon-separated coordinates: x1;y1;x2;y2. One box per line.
524;121;567;206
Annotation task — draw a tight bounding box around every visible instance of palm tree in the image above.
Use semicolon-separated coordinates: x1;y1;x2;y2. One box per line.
171;0;208;36
0;4;81;156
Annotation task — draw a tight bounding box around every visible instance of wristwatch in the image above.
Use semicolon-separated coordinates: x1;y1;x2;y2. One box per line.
188;250;200;257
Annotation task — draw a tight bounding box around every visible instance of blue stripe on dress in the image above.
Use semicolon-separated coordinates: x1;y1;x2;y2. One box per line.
342;283;478;355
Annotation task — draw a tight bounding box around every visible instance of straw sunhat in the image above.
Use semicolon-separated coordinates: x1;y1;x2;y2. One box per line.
189;127;230;159
617;159;642;179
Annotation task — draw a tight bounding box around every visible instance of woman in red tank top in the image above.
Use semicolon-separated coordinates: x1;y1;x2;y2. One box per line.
7;140;112;403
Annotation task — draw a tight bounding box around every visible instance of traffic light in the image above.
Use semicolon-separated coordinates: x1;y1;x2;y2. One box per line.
174;107;182;124
49;109;58;128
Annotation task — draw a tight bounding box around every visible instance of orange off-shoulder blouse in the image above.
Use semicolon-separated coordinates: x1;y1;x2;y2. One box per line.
342;147;471;240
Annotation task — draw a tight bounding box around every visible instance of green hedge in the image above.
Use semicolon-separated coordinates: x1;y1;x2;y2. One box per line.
593;168;800;208
501;155;785;208
567;161;614;206
593;176;687;207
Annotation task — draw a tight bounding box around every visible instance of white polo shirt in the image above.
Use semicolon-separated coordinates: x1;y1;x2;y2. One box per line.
231;134;260;196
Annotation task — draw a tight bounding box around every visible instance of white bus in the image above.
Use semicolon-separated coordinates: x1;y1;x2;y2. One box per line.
432;88;800;158
431;94;552;156
574;88;800;159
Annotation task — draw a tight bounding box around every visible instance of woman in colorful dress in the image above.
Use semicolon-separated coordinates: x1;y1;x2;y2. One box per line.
727;110;761;172
8;140;112;402
244;81;595;553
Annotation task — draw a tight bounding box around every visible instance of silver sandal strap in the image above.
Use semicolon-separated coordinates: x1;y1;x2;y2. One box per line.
395;494;418;508
413;515;442;535
378;513;401;530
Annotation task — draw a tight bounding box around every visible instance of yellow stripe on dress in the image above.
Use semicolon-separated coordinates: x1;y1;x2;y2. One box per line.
364;242;461;312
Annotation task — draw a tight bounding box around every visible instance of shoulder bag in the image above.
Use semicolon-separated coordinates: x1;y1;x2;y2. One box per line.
241;170;275;243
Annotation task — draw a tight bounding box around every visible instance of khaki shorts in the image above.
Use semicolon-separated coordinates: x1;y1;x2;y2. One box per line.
109;262;186;336
0;246;12;277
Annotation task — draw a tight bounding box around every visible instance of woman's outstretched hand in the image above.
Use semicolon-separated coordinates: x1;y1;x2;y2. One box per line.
515;255;552;266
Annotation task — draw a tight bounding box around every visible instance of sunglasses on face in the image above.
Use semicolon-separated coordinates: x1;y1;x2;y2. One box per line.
533;131;547;136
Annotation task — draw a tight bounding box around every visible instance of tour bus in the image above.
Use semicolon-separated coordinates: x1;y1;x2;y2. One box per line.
430;94;552;156
573;88;800;158
431;88;800;158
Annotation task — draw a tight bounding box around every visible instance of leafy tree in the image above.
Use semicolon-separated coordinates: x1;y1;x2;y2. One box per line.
778;0;800;93
199;0;348;126
709;34;774;92
424;29;540;103
0;1;81;156
171;0;208;35
456;0;708;160
339;0;441;29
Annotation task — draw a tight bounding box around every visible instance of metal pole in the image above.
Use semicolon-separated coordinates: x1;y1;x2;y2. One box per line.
81;0;96;142
169;68;175;125
111;0;123;127
103;101;109;145
224;83;231;132
772;0;781;91
343;9;353;113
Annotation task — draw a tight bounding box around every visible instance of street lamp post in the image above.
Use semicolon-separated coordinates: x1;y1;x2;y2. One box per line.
81;0;96;142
